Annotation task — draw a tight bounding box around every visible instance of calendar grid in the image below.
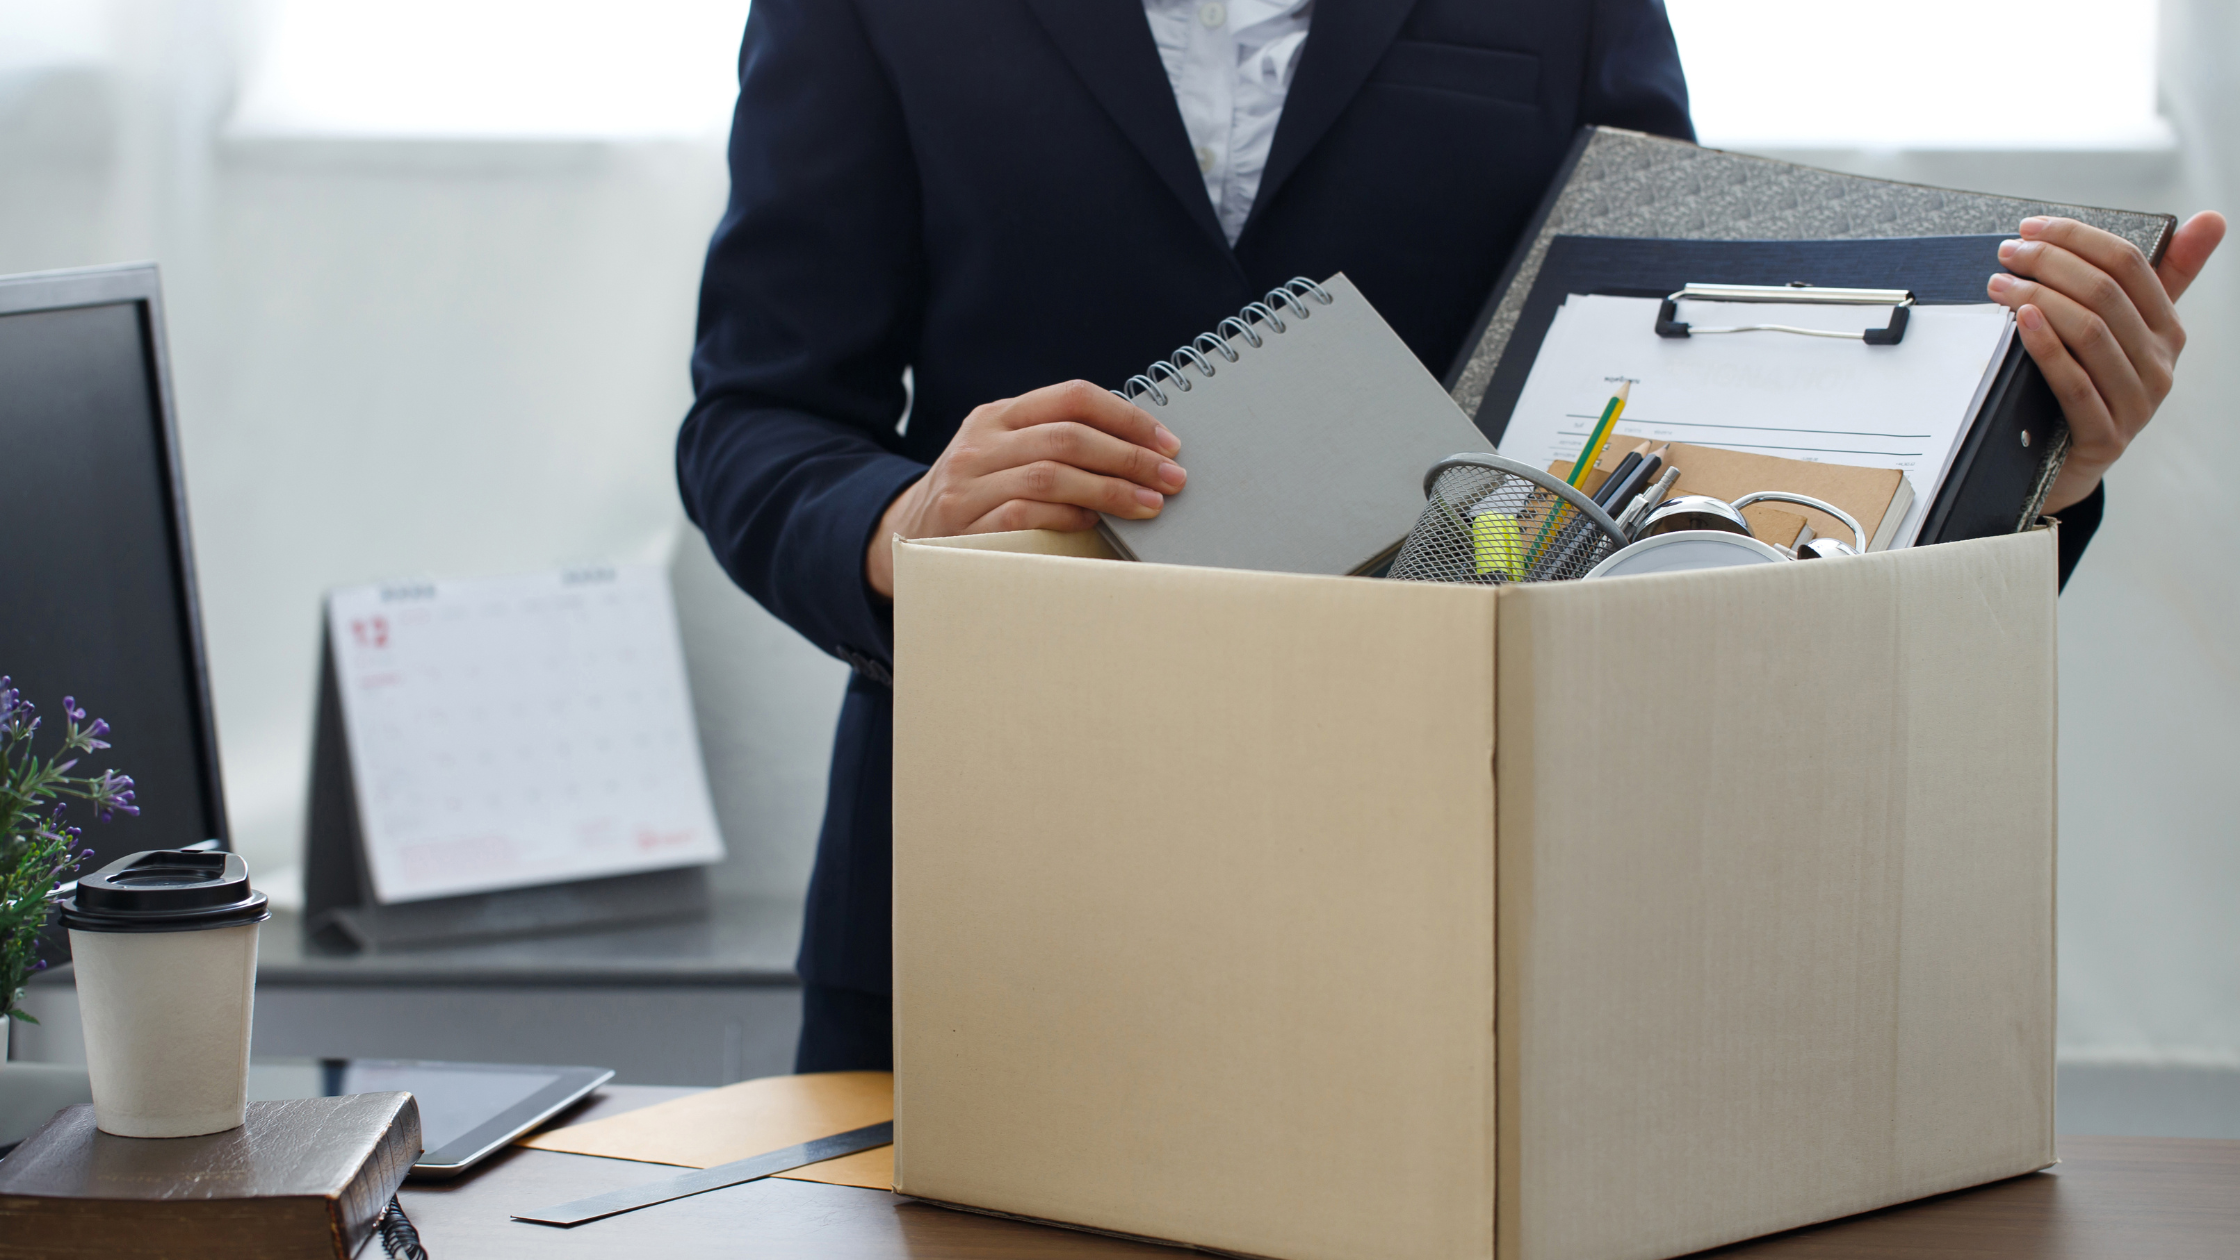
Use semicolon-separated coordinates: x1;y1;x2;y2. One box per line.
327;566;726;904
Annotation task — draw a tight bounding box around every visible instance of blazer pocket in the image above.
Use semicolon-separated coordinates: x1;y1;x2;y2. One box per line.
1368;40;1539;107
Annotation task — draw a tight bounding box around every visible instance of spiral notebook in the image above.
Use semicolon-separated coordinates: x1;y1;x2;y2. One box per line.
1097;273;1489;576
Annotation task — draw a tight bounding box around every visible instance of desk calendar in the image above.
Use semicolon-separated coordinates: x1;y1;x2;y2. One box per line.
324;565;725;905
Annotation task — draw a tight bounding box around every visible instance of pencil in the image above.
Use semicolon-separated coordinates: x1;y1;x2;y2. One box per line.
1567;381;1631;490
1527;382;1632;572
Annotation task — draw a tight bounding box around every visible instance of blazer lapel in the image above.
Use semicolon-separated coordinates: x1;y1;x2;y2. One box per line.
1248;0;1421;234
1024;0;1233;255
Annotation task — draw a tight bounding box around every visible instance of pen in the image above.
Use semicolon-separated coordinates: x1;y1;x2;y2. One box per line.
1595;442;1665;512
1614;465;1681;537
1592;445;1646;509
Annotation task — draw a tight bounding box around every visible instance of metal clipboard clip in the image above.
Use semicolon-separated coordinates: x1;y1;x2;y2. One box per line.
1654;282;1915;346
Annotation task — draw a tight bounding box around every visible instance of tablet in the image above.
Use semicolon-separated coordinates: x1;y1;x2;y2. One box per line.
248;1058;613;1178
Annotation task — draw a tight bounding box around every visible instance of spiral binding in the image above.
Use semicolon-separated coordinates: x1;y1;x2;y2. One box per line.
1113;277;1334;406
379;1196;429;1260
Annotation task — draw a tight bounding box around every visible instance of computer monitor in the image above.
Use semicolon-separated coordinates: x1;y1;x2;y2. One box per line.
0;264;229;871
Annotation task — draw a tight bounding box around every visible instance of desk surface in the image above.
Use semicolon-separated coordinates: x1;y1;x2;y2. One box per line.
256;894;804;987
406;1086;2240;1259
26;895;805;990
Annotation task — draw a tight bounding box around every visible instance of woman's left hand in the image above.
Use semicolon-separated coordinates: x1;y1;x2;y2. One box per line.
1988;211;2225;513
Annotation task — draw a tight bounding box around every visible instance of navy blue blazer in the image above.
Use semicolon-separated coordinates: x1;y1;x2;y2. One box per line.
676;0;2099;995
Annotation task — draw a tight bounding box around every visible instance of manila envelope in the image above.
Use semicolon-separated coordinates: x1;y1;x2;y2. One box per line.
518;1070;893;1190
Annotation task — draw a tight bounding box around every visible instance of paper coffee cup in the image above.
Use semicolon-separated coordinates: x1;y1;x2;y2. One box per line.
58;850;269;1138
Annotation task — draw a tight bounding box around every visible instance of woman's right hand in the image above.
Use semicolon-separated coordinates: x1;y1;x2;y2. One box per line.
865;380;1187;598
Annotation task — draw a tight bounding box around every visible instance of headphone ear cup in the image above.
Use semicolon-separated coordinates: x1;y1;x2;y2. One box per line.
1794;538;1860;560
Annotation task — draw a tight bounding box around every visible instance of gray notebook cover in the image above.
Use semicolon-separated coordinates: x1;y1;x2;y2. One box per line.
1098;273;1487;576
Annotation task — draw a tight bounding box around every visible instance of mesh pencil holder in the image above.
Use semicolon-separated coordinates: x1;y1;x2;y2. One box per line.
1387;453;1628;585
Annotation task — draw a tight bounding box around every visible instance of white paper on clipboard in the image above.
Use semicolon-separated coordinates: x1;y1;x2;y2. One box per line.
327;565;725;904
1495;294;2016;546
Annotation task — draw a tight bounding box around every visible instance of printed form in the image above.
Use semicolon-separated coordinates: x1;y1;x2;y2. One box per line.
1495;294;2015;546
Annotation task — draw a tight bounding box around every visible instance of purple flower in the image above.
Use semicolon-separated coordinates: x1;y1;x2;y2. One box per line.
2;673;140;961
0;679;33;739
91;770;139;820
55;699;112;755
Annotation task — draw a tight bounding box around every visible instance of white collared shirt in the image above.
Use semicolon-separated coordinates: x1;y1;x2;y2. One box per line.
1142;0;1314;245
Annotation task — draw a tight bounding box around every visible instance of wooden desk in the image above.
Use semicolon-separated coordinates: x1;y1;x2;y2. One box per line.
405;1087;2240;1259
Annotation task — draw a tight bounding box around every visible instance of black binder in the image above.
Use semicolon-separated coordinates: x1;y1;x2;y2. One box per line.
1446;128;2177;544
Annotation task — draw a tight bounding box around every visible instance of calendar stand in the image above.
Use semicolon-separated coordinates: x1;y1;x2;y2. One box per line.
302;622;712;953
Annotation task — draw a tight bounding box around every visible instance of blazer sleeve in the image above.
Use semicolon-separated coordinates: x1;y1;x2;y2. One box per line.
677;0;926;675
1582;0;1695;142
2050;480;2103;591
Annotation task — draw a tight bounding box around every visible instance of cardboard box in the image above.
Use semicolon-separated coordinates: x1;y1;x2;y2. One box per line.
891;528;2057;1260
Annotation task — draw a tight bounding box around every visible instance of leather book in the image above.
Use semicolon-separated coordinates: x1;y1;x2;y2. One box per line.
0;1092;420;1260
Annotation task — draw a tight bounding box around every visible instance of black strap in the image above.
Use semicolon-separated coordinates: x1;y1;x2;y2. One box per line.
379;1196;429;1260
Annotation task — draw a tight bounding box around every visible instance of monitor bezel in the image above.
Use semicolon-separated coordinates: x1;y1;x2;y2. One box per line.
0;263;231;853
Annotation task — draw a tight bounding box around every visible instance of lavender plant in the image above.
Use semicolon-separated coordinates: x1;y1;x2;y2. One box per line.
2;677;137;1026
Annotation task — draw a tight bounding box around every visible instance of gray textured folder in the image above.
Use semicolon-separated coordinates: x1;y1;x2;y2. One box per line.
1098;273;1489;576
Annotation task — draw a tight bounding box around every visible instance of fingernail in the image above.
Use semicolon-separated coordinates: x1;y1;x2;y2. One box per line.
1133;487;1164;511
1998;238;2020;261
2021;216;2051;235
1988;273;2015;295
1153;423;1180;454
2018;303;2046;331
1158;461;1186;489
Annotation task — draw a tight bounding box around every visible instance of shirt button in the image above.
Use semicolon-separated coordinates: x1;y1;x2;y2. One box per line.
1198;1;1225;28
1195;145;1216;173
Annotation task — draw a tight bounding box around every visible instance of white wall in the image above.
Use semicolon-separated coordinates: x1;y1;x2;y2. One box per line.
0;0;2231;1062
1720;3;2237;1068
0;1;846;904
2061;0;2240;1066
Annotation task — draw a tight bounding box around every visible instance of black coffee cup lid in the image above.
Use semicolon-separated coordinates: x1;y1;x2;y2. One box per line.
58;849;271;933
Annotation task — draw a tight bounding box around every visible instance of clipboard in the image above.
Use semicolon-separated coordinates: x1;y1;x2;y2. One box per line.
1477;233;2060;545
1447;128;2177;544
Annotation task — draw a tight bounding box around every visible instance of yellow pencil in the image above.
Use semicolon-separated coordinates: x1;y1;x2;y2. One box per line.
1567;380;1632;491
1526;381;1632;574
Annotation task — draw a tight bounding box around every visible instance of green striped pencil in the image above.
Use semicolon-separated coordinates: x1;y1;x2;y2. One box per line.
1567;380;1632;490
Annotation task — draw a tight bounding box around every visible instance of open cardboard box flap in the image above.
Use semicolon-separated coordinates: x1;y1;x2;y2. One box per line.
891;529;2057;1260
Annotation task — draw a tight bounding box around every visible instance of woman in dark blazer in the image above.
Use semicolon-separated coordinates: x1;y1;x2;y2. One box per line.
676;0;2219;1070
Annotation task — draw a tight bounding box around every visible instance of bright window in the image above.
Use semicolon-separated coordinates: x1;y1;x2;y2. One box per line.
230;0;750;140
1666;0;2166;150
0;0;109;74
